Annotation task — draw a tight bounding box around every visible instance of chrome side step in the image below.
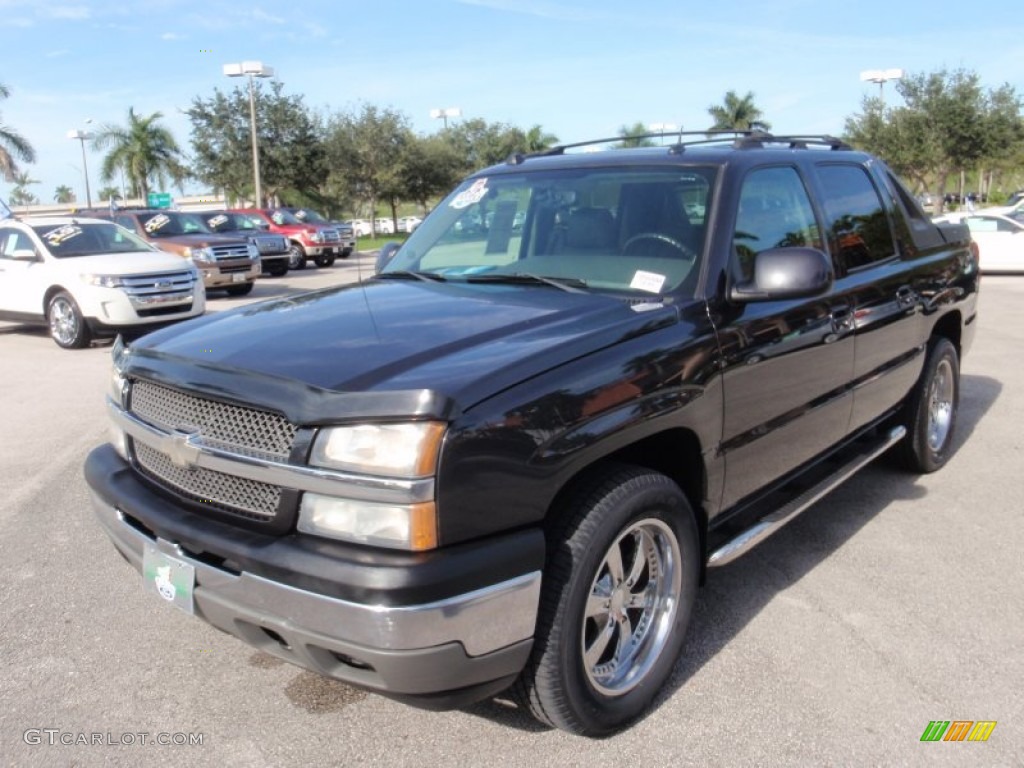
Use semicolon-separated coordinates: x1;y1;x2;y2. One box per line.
707;425;907;568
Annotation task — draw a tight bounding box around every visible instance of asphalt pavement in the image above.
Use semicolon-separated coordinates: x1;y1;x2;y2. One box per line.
1;261;1021;767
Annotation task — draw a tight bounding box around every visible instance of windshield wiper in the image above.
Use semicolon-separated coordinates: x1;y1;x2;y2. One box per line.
465;273;588;293
374;270;447;283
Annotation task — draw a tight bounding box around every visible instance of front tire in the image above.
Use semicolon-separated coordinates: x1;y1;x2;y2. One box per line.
47;291;91;349
513;465;699;735
314;253;336;268
288;243;307;270
893;336;960;472
225;282;254;297
266;262;289;277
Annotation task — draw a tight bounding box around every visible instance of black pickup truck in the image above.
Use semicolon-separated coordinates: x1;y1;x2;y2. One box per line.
85;133;978;736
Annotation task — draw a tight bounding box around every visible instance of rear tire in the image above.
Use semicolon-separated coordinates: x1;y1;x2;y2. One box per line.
893;336;960;472
288;243;307;270
47;291;91;349
512;464;699;735
225;282;254;297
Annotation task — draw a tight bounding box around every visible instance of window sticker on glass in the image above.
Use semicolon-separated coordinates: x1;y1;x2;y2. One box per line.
144;214;170;233
450;178;488;209
43;225;83;246
630;270;666;293
207;214;228;228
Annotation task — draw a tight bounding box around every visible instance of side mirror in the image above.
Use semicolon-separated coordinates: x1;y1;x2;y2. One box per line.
730;247;833;302
375;241;402;274
11;248;38;261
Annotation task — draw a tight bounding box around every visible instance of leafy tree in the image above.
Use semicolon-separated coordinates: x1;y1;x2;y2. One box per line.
0;82;36;183
524;124;559;152
91;108;187;201
400;134;465;215
844;68;1024;211
187;81;325;207
97;185;122;202
706;91;771;132
323;105;413;227
444;118;533;172
53;185;75;203
8;170;39;206
616;122;657;148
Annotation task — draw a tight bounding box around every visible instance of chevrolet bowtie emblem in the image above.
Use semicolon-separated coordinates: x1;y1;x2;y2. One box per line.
166;429;202;470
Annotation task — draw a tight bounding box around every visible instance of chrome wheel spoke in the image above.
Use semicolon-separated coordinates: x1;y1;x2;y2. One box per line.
584;616;616;669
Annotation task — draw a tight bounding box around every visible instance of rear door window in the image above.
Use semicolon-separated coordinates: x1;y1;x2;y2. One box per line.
815;163;897;271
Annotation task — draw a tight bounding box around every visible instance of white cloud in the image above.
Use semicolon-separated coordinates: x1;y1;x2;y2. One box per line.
304;21;327;38
252;8;285;24
161;32;183;40
44;5;91;20
45;49;70;58
0;16;33;27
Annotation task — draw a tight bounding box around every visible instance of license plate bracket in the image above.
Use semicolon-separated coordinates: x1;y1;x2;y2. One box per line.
142;543;195;615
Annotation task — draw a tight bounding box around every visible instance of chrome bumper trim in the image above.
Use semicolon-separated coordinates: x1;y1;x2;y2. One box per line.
91;490;540;657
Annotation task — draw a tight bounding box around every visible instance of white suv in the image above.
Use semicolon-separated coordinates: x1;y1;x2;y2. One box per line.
0;216;205;348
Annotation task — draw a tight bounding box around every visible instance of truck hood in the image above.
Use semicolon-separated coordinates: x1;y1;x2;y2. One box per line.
124;280;681;423
57;250;193;274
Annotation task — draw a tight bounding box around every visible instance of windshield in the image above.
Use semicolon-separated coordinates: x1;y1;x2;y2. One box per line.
205;212;261;233
33;222;155;258
138;212;212;237
269;209;302;226
288;208;327;223
384;166;715;296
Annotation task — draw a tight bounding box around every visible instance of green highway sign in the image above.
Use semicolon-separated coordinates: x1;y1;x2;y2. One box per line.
147;193;172;209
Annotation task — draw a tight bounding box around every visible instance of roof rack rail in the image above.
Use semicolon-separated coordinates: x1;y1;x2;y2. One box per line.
505;130;853;165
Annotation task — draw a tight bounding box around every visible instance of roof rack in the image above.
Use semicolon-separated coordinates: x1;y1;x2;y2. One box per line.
506;130;852;164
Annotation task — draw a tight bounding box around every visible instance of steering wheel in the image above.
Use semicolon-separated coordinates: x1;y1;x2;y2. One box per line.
622;232;696;261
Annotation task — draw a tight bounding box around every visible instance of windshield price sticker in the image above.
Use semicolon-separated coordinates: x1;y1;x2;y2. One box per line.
144;214;170;233
43;225;83;245
630;270;667;294
207;214;228;228
450;179;489;209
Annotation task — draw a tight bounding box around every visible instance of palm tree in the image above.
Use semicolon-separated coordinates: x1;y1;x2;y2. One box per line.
9;170;39;206
91;107;186;201
0;82;36;182
97;185;122;202
706;91;772;133
54;185;76;203
616;121;657;148
524;124;558;152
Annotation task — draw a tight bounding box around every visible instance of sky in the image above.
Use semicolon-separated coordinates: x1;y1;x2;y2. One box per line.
2;0;1022;204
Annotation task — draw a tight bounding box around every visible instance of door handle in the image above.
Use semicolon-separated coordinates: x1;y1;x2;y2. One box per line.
830;307;854;334
896;285;917;308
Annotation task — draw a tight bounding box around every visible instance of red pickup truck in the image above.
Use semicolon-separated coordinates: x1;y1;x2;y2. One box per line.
233;208;344;270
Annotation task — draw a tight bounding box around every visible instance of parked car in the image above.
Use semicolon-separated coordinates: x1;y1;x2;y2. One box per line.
90;208;260;296
933;211;1024;272
87;133;977;735
397;216;423;233
277;207;355;258
345;219;372;237
374;217;395;235
232;208;343;270
0;216;203;348
200;211;290;277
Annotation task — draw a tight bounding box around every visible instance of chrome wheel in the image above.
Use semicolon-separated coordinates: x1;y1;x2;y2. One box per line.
47;292;90;349
582;518;682;696
927;358;954;452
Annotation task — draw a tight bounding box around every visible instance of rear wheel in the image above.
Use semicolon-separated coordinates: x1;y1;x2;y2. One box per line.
893;336;960;472
513;465;699;735
47;291;91;349
288;243;307;270
225;282;254;297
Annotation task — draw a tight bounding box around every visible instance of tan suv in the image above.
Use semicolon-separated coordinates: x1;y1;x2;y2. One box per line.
93;208;261;296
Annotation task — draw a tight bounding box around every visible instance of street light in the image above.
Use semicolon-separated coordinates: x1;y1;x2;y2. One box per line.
860;68;904;106
429;107;461;130
223;60;275;207
67;121;93;208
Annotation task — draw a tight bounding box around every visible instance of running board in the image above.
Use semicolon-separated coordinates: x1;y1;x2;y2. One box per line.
707;425;907;568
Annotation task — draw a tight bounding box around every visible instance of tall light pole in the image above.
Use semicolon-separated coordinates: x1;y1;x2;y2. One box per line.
223;61;275;207
430;107;461;130
67;121;93;208
860;68;904;106
649;122;679;146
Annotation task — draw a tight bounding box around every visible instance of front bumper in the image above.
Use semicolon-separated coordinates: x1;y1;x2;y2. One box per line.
197;261;260;288
84;444;542;706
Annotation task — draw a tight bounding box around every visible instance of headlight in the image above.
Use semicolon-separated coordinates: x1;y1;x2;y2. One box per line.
298;495;437;550
311;422;445;477
183;246;214;264
108;338;130;460
310;230;325;243
247;244;260;260
83;273;125;288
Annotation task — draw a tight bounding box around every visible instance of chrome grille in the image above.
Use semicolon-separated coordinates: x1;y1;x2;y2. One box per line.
254;235;288;254
210;243;252;260
121;270;196;309
321;228;341;243
135;442;281;520
130;380;296;458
